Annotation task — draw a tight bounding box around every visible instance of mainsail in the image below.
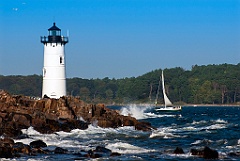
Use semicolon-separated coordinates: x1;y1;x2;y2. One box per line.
162;71;173;107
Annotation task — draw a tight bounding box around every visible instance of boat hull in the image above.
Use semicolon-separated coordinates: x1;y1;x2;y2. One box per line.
155;106;182;111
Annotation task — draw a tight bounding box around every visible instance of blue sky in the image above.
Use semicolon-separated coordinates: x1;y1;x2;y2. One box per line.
0;0;240;79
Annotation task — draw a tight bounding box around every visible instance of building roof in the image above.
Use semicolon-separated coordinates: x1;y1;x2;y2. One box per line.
48;22;61;31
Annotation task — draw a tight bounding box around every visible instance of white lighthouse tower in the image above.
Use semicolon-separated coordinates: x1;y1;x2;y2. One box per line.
41;22;68;98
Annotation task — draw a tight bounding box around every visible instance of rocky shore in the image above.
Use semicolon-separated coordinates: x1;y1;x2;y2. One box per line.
1;90;239;159
1;136;229;160
0;90;153;159
0;137;122;159
0;90;153;137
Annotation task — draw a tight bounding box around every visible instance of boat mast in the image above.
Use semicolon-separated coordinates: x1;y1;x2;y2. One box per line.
149;83;153;102
155;74;161;105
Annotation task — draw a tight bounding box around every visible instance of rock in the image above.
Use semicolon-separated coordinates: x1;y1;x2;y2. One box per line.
190;148;203;156
43;94;50;99
16;134;29;139
30;140;47;149
0;139;15;158
31;118;45;128
174;147;184;154
31;147;46;154
94;146;112;154
87;149;102;158
12;113;31;128
110;152;121;157
87;149;94;157
229;152;240;157
12;142;31;155
135;121;154;131
82;146;116;159
62;119;89;131
1;127;23;138
0;138;15;145
92;153;102;158
54;147;68;154
0;145;13;158
191;146;218;159
203;146;218;159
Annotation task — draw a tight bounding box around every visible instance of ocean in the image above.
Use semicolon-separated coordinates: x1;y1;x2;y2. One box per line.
11;105;240;160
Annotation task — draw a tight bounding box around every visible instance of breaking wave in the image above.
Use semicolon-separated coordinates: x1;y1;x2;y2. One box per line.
120;104;153;119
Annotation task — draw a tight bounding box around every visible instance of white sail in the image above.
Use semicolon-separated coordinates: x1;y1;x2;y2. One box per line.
162;71;173;107
155;71;181;111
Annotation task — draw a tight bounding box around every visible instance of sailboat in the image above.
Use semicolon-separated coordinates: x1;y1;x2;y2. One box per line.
155;71;181;111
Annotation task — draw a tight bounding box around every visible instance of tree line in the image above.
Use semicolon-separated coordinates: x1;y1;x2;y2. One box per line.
0;63;239;105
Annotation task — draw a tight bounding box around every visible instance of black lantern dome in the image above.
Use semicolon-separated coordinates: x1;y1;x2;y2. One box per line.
41;22;68;45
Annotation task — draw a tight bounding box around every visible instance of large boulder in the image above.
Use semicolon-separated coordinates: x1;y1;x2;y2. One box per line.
191;146;218;159
54;147;68;154
0;145;13;158
174;147;184;154
30;140;47;149
135;121;154;131
12;113;31;128
12;142;31;155
203;146;219;159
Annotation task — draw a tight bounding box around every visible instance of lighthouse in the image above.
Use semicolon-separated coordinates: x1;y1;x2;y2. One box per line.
41;22;68;98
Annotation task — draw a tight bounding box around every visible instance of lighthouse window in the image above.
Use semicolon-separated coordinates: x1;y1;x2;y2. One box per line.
50;30;57;36
60;56;64;65
43;68;46;77
50;30;60;36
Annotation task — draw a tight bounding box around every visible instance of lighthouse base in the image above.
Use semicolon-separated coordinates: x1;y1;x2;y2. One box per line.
42;78;66;99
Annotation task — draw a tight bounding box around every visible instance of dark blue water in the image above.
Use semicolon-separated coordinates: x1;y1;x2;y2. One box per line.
13;105;240;160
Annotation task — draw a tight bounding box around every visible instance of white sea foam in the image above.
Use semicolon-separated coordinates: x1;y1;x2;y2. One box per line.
177;125;225;133
15;126;143;153
181;126;198;131
23;125;144;146
191;140;202;145
190;139;213;146
180;119;228;133
205;124;227;130
106;142;155;154
213;119;228;124
216;139;228;145
39;125;146;148
21;126;41;136
17;127;79;149
144;112;158;118
120;104;177;119
192;120;207;125
120;104;153;119
149;127;180;139
164;152;193;160
144;112;176;118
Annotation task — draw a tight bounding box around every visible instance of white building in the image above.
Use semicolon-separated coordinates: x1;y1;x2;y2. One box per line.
41;23;68;98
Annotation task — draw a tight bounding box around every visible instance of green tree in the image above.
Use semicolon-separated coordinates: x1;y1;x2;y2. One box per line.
79;87;90;102
1;63;240;104
198;81;213;104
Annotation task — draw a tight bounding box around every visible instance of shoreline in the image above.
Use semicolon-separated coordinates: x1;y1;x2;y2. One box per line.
106;103;240;107
183;104;240;107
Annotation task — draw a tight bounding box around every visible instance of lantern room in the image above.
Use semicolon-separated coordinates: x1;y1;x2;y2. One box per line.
41;22;68;45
